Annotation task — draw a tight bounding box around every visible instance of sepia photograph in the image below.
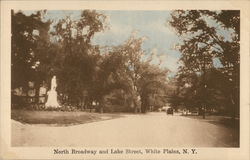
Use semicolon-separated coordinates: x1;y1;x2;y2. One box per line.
10;9;240;147
0;1;249;160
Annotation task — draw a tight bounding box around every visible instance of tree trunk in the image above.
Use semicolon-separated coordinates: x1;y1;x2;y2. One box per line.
230;93;236;120
202;106;206;119
99;97;104;114
141;92;148;113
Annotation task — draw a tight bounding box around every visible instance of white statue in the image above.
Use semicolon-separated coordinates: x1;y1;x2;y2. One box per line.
45;76;61;108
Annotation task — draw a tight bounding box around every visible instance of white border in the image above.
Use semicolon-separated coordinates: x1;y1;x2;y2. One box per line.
1;1;249;160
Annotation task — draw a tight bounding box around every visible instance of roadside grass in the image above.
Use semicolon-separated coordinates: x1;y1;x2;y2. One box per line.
11;109;123;126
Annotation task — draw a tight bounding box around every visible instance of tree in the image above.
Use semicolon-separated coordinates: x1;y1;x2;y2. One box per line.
91;34;169;113
11;10;51;89
137;62;168;112
169;10;240;118
12;10;169;113
116;35;146;112
91;47;131;112
50;10;107;106
111;34;169;113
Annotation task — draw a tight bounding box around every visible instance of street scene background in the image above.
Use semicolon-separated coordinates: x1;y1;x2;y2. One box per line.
11;10;239;147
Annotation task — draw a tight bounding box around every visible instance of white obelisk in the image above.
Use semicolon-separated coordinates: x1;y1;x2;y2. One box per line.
45;76;60;108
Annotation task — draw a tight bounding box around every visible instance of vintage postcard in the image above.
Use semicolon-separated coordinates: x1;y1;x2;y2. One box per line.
0;0;249;160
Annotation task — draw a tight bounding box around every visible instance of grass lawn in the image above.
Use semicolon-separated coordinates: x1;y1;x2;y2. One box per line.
11;109;123;126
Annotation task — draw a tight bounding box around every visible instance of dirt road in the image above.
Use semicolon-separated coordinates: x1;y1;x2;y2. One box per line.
12;112;238;147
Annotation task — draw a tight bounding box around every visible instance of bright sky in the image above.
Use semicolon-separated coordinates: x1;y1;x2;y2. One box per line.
22;10;230;77
22;10;181;77
93;11;181;76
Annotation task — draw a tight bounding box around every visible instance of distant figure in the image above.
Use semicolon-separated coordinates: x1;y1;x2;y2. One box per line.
45;76;61;108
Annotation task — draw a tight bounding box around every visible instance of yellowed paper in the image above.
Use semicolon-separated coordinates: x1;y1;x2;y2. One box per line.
1;0;249;160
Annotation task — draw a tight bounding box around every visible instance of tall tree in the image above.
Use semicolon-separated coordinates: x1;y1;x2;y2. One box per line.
138;62;169;112
11;10;51;89
48;10;105;105
50;10;107;106
90;34;169;113
169;10;240;118
103;34;169;113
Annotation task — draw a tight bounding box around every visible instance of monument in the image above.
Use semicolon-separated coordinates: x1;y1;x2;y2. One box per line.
45;76;61;108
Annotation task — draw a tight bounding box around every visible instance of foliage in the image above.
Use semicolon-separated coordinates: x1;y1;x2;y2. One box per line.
168;10;240;118
11;10;51;89
49;10;107;106
11;10;169;113
92;34;169;113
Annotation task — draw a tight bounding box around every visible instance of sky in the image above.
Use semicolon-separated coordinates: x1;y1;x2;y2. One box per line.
23;10;181;77
93;11;181;75
22;10;229;77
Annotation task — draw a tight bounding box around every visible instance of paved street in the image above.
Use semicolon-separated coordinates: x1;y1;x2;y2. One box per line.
12;112;238;147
